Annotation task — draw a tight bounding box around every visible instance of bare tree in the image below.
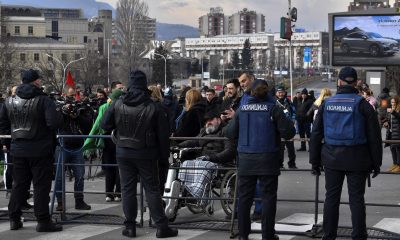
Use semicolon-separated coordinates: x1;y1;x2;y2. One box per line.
115;0;150;81
78;50;107;92
0;36;22;91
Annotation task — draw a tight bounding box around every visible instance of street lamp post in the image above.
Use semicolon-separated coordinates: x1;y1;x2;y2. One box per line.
46;54;86;91
153;52;167;87
105;39;112;88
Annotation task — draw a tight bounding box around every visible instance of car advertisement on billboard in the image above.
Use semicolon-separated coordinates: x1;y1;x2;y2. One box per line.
332;14;400;66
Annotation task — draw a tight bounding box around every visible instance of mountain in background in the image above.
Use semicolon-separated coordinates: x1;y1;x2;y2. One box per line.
156;22;199;40
2;0;199;40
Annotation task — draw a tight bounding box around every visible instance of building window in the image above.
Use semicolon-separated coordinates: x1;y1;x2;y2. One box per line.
75;54;80;60
28;26;33;35
61;53;67;62
20;53;26;62
52;20;59;33
14;26;20;35
47;53;53;62
34;53;39;62
83;36;88;43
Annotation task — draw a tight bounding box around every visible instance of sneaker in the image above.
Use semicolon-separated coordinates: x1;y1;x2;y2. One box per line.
114;196;121;202
21;202;33;210
156;226;178;238
105;197;113;202
391;165;400;173
75;200;91;210
36;220;63;232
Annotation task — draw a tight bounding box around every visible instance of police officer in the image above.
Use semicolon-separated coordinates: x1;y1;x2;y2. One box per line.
275;86;297;169
225;79;296;240
310;66;382;240
0;69;63;232
101;70;178;238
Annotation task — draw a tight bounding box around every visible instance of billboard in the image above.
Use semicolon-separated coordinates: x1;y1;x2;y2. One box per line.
304;47;311;63
332;14;400;66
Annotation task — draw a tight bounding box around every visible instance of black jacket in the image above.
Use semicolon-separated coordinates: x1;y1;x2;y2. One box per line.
296;96;314;122
0;84;62;157
178;122;236;164
174;102;206;138
388;110;400;141
101;88;170;162
309;85;382;172
162;96;179;133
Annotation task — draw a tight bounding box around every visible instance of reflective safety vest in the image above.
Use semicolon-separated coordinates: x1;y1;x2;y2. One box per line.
238;100;278;153
5;96;40;140
323;93;367;146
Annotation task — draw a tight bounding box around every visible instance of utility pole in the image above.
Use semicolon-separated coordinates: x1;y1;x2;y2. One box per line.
288;0;294;99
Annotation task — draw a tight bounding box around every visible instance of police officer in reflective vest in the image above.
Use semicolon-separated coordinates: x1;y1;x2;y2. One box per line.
101;70;178;238
0;69;63;232
226;79;296;240
310;66;382;240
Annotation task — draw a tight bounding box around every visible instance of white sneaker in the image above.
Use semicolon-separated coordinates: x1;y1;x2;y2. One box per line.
114;197;121;202
105;197;113;202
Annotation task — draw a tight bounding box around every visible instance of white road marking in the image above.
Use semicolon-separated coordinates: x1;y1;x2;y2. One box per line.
374;218;400;234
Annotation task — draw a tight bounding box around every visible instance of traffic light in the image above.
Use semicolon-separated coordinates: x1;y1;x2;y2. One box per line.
280;17;292;40
290;7;297;22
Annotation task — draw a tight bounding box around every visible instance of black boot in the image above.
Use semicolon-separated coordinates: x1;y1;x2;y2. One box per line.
36;220;63;232
122;226;136;238
156;226;178;238
75;199;91;210
10;219;23;230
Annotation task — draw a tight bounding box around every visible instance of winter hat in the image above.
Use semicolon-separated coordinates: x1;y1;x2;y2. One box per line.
204;106;220;121
109;89;123;101
276;85;286;92
301;88;308;95
22;69;40;84
128;70;148;91
338;66;358;83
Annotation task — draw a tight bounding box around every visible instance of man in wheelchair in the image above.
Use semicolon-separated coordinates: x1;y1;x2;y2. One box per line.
176;107;236;206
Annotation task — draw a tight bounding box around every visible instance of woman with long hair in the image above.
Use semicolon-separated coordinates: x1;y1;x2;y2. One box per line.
306;88;332;122
385;96;400;173
174;89;206;138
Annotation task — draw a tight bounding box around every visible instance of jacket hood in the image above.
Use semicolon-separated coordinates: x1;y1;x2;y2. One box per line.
247;93;274;104
122;88;151;107
337;85;359;94
378;92;390;99
16;84;46;99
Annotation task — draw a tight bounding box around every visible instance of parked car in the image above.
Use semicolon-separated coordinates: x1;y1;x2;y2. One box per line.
340;31;399;57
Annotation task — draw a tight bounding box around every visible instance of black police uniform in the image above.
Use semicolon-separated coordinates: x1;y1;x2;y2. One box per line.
225;81;295;240
101;70;177;238
0;72;63;231
310;83;382;239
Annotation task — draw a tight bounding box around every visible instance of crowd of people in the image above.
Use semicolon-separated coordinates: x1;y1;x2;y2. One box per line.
0;66;395;239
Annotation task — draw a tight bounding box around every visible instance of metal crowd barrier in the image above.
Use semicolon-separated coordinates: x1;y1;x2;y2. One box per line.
0;135;399;239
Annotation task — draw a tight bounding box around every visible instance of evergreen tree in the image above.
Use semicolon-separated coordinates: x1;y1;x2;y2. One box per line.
241;38;253;70
231;51;240;70
151;44;172;87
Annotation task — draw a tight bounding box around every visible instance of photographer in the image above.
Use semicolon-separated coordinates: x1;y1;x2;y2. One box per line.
54;87;93;211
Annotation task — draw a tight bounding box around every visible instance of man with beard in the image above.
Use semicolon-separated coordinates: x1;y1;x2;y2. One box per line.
177;107;236;203
220;78;241;121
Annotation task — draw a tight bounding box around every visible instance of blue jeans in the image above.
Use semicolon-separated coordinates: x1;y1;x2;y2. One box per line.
54;146;85;200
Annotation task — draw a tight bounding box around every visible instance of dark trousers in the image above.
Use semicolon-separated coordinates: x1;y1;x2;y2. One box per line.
279;140;296;167
297;121;311;148
117;157;168;228
8;156;53;223
390;145;400;165
4;152;13;190
102;143;120;198
238;175;278;239
323;167;368;240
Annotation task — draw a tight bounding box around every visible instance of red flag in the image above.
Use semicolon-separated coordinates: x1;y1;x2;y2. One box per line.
66;71;76;88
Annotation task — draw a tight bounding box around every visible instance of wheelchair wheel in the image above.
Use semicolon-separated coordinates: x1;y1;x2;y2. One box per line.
220;170;237;216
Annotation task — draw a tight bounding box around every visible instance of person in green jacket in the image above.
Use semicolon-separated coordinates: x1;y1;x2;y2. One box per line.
83;82;124;202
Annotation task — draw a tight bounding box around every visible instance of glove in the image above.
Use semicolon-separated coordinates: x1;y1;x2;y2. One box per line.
371;168;380;178
311;165;321;176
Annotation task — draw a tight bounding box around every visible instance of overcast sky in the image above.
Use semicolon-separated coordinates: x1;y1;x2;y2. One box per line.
98;0;397;32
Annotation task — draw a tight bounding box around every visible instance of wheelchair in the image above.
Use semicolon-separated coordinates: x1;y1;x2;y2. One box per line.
163;147;237;222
